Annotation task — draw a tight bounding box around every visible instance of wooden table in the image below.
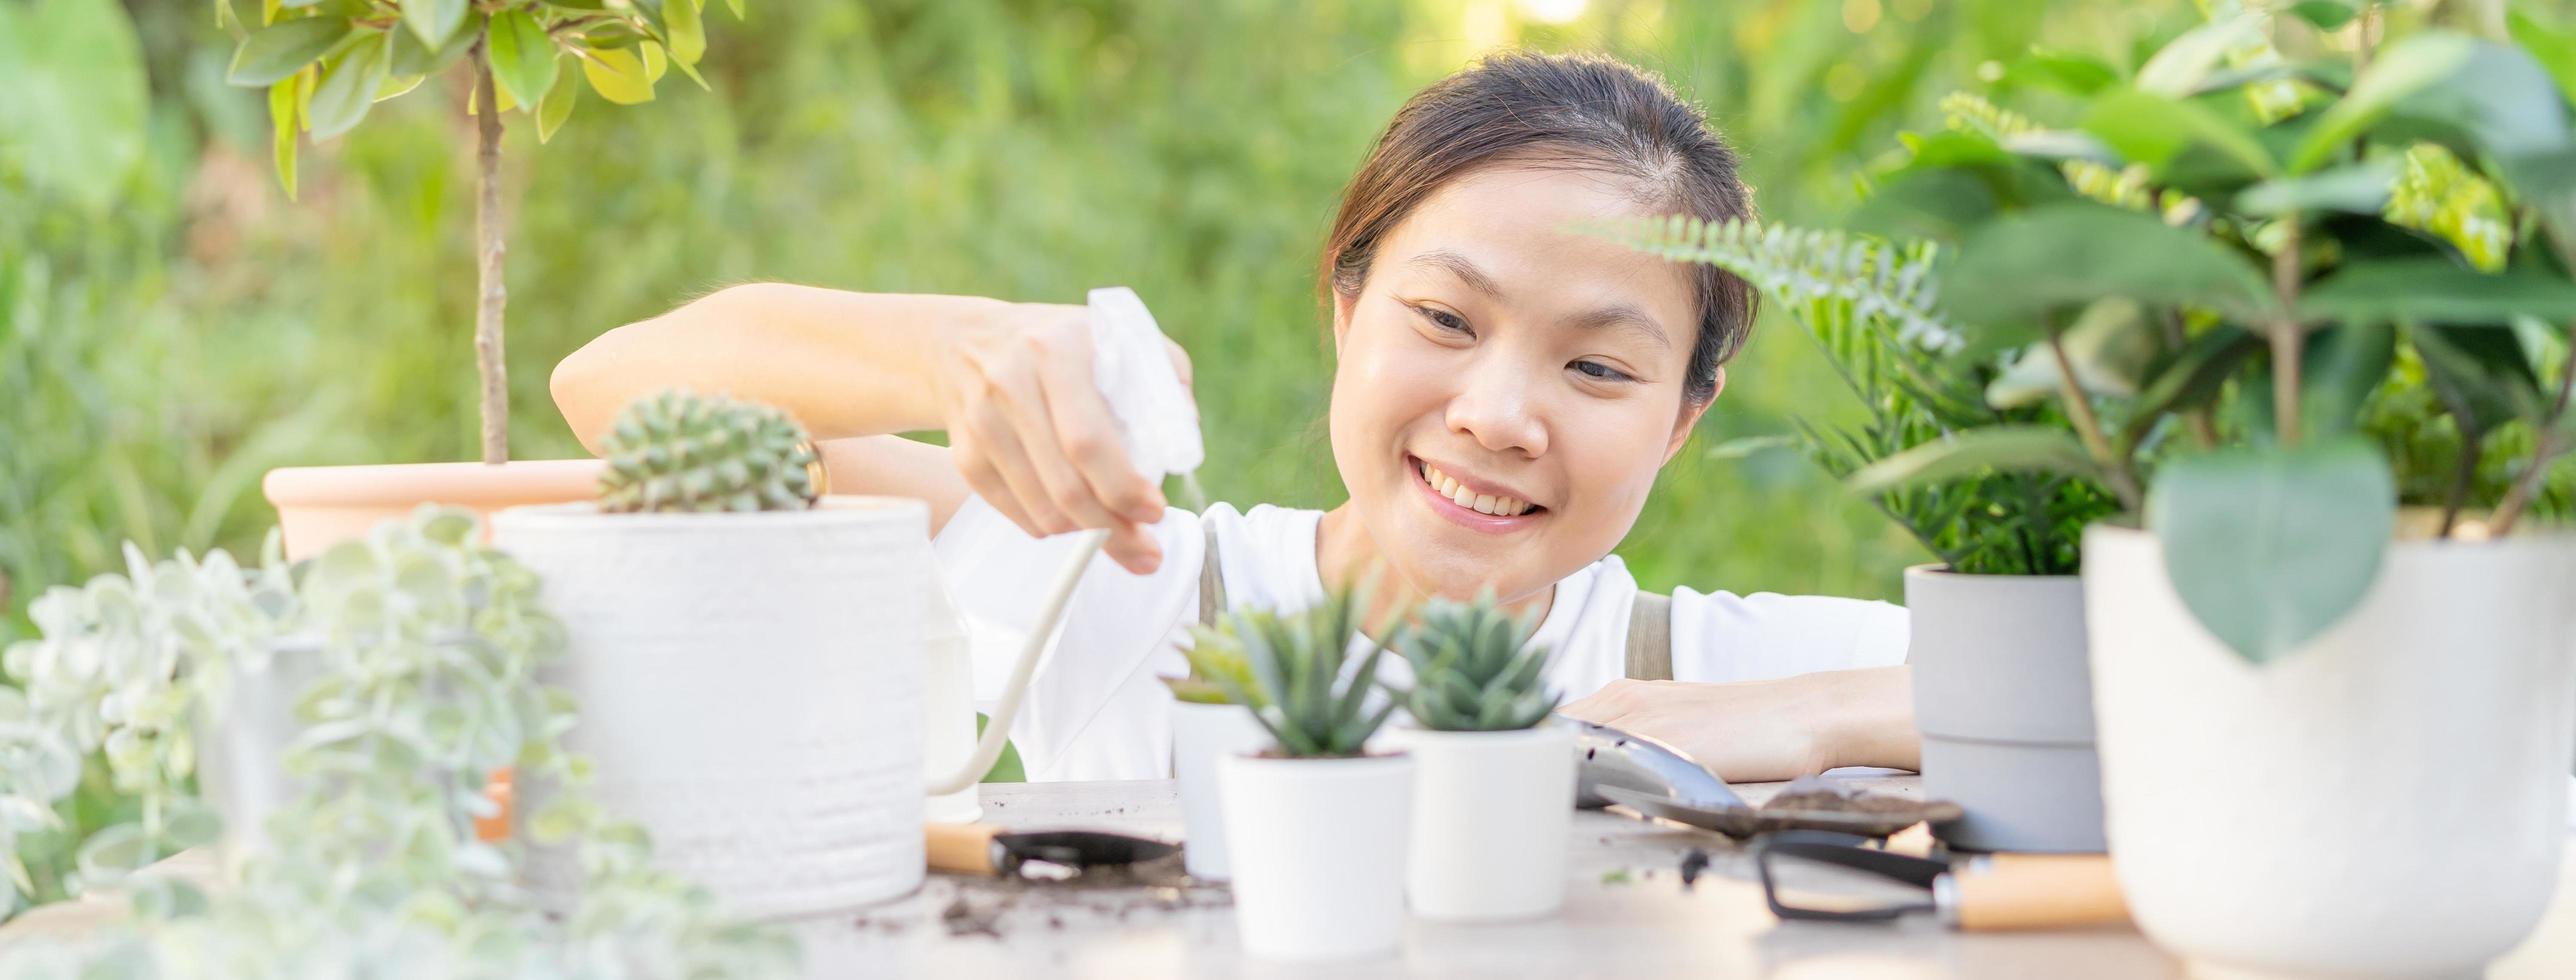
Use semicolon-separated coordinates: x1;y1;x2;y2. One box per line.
10;775;2576;977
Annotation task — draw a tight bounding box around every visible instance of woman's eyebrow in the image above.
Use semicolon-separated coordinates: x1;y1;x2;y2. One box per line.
1409;248;1669;350
1408;249;1507;301
1571;304;1672;351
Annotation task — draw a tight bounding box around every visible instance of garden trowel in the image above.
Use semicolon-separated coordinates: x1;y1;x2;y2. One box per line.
924;823;1179;879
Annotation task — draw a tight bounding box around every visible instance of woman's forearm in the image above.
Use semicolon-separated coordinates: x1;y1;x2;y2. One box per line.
550;283;1018;453
1812;665;1920;772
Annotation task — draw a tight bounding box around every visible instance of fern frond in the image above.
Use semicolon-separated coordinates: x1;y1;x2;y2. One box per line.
1595;215;1963;356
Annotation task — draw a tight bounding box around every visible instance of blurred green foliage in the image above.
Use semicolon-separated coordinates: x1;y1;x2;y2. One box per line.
19;0;2552;640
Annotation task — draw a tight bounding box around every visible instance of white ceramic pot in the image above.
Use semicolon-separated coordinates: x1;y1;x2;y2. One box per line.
2083;525;2576;978
494;498;931;920
1906;567;2105;852
1170;699;1272;880
1218;752;1414;960
194;637;322;867
1390;725;1574;921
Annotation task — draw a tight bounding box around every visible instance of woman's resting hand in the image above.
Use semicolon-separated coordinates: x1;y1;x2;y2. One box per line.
1556;666;1919;784
939;303;1195;574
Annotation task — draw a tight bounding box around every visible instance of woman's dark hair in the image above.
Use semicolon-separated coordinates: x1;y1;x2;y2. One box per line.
1322;51;1757;405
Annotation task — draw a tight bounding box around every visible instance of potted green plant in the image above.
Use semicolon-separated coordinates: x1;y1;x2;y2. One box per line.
492;389;953;918
1726;5;2576;974
1161;629;1270;881
0;507;789;973
217;0;747;559
1384;594;1569;922
1610;220;2120;854
1205;591;1409;961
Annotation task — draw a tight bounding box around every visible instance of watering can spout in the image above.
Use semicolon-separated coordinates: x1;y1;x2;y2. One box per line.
923;527;1109;795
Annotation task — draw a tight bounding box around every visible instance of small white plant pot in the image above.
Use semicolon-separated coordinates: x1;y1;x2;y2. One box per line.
1389;725;1575;921
1218;751;1414;960
1169;698;1272;879
494;498;932;920
2084;525;2576;978
1907;567;2105;853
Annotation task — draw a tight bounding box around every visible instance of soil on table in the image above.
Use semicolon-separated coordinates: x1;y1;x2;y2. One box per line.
855;848;1233;941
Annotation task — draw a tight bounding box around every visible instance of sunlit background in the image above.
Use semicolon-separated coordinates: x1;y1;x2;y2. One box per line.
6;0;2523;638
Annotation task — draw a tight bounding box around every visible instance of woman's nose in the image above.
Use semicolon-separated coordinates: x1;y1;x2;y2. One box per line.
1443;359;1549;458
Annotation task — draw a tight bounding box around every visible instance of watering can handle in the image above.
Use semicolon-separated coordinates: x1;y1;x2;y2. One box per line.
923;527;1111;795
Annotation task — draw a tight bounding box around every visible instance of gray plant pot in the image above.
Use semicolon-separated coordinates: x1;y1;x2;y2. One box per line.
1906;565;2105;853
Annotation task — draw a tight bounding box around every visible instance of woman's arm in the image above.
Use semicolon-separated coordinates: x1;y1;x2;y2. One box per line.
550;282;1178;572
1556;666;1918;782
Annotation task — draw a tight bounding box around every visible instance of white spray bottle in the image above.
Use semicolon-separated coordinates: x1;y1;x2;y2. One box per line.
921;287;1203;797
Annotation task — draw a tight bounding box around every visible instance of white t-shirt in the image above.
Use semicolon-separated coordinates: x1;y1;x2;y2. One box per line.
932;498;1910;782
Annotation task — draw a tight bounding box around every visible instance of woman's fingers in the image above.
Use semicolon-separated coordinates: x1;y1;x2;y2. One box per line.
1037;344;1166;525
963;392;1074;536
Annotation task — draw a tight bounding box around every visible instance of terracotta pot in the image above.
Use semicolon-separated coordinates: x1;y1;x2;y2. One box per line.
261;460;605;560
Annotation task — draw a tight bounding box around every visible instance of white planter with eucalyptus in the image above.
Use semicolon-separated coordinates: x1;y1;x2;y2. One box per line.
2086;526;2576;977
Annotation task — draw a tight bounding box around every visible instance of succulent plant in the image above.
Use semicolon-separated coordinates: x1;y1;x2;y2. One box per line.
1391;594;1561;732
1197;589;1398;758
1162;628;1260;707
597;390;820;513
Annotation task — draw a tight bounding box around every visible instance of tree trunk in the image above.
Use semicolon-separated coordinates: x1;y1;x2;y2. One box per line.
472;41;510;465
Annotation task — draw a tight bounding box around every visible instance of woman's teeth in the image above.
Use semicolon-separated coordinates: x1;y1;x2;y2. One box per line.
1418;460;1534;517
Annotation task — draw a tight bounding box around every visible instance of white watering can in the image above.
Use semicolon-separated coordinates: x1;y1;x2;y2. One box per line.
920;286;1203;800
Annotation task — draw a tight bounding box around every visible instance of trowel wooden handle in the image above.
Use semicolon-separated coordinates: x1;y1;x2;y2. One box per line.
925;823;1004;875
1946;854;2128;931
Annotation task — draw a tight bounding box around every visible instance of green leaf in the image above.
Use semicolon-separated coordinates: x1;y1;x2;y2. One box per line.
488;9;559;109
536;65;578;143
2117;325;2259;454
388;14;476;77
667;0;705;65
1846;426;2104;496
227;15;348;86
2284;1;2360;31
2233;159;2399;217
1987;298;2156;407
2136;13;2264;98
2413;324;2546;440
1940;203;2274;346
724;0;743;19
2000;49;2119;95
2292;34;2572;173
305;31;388;140
579;46;654;105
2147;439;2396;664
269;72;300;199
2297;259;2576;325
2083;89;2276;178
2508;9;2576;104
400;0;466;49
2246;324;2394;443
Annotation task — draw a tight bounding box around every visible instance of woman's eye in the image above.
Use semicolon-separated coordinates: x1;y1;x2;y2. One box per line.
1572;360;1634;383
1412;305;1472;335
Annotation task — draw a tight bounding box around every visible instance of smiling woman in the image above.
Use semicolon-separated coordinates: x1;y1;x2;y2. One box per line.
546;51;1918;783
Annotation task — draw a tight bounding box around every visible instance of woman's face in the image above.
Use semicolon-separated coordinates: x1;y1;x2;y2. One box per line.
1328;162;1715;604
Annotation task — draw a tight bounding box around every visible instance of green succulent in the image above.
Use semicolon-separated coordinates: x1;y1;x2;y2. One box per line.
1162;630;1258;707
598;390;819;513
1391;594;1560;732
1197;590;1398;758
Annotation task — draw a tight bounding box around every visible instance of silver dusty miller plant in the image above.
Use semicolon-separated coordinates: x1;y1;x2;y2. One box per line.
0;507;792;976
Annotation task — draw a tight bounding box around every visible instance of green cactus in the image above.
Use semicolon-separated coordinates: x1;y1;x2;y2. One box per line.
1391;594;1560;731
1195;589;1398;758
598;390;820;513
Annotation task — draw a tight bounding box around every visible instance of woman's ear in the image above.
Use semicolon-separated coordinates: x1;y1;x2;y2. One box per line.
1662;366;1723;465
